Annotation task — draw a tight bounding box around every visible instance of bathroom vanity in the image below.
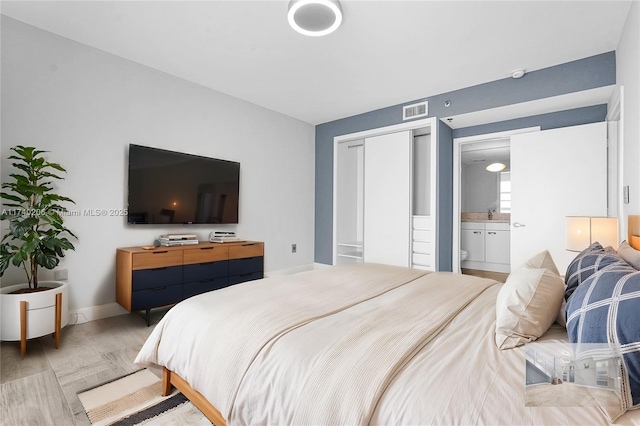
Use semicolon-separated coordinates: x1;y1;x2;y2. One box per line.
460;220;510;273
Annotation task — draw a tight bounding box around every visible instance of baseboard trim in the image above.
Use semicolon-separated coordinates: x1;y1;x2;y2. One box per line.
312;262;332;270
68;302;128;325
265;263;316;276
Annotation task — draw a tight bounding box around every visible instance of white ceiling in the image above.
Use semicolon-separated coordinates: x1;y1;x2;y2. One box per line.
461;139;510;165
0;1;632;125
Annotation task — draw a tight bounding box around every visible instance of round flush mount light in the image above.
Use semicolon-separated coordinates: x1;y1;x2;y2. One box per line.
486;162;506;172
288;0;343;37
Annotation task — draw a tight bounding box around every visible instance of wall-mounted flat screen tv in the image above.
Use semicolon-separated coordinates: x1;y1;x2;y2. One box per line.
127;144;240;224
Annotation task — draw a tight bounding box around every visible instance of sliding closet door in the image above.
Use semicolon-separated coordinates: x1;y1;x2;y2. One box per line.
364;131;411;266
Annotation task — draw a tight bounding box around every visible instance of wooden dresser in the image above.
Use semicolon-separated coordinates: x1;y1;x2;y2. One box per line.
116;241;264;325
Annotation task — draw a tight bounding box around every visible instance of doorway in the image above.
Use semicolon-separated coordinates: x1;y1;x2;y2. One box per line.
454;122;611;277
452;127;540;274
459;138;511;280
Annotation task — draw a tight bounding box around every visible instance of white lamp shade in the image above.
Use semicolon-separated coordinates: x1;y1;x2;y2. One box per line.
591;217;619;249
566;216;619;252
566;217;591;252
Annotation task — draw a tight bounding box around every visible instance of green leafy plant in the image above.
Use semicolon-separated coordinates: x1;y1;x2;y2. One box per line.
0;146;77;289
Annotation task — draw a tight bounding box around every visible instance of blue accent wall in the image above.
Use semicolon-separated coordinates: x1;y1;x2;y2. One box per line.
452;104;608;139
428;52;615;119
315;52;615;268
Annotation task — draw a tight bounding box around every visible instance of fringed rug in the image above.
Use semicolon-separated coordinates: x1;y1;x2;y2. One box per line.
77;369;212;425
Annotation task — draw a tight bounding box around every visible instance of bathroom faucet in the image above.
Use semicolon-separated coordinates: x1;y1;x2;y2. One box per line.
488;208;493;220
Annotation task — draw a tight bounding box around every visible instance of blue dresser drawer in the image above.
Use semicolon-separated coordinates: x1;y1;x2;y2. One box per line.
132;265;182;291
132;283;182;310
228;271;263;285
183;277;229;299
183;261;228;283
229;256;263;276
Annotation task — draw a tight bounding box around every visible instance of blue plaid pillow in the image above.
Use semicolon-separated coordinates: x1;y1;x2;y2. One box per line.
565;242;626;300
566;264;640;414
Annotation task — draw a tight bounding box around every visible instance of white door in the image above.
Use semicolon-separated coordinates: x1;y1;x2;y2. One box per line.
364;131;411;266
510;122;607;273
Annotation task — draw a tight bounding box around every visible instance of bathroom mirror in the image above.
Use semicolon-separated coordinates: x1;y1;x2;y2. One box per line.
460;142;511;214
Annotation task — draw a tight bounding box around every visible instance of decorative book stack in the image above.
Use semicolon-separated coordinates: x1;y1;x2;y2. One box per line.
155;234;199;246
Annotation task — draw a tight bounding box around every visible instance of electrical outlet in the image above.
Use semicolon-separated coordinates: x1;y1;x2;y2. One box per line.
54;269;68;280
291;244;297;253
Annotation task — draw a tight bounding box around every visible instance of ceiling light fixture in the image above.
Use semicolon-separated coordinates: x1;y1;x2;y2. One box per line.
288;0;343;37
486;162;506;172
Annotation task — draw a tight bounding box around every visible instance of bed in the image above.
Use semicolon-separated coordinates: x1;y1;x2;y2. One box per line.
135;218;640;425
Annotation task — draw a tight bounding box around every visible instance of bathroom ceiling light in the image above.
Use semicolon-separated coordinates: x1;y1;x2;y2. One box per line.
288;0;343;36
486;162;506;172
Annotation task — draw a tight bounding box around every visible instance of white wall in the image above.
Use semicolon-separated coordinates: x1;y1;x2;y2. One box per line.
0;17;316;311
617;1;640;221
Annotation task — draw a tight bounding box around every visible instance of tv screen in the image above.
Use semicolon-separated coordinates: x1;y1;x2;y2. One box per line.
127;144;240;224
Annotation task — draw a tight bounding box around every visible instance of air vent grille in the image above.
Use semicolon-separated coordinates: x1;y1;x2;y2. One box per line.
403;101;428;120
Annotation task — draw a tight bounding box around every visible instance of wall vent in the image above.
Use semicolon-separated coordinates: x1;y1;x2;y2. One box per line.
403;101;428;120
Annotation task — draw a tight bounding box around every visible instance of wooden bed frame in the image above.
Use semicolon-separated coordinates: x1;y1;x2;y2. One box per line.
629;215;640;250
162;367;227;426
160;215;640;426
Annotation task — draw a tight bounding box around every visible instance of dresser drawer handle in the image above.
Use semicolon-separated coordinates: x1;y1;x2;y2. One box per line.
150;286;167;291
150;267;168;271
200;247;214;250
242;243;255;246
153;251;169;254
488;232;497;235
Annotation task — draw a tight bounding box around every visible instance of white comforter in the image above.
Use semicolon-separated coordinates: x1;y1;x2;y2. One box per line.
135;263;428;420
136;264;640;425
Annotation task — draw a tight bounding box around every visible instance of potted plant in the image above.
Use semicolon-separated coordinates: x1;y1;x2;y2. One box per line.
0;146;77;356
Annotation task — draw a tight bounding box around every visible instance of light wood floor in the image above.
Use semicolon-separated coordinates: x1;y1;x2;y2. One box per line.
0;309;166;425
526;382;620;408
461;268;509;283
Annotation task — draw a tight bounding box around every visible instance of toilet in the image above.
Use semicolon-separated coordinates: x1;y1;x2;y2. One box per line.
460;250;468;263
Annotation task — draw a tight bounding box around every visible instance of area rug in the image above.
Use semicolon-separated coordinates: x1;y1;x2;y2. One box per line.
77;369;212;425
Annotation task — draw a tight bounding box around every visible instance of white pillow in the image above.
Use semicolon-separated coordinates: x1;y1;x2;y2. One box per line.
555;298;566;328
618;240;640;270
495;266;565;349
522;250;560;276
522;250;567;326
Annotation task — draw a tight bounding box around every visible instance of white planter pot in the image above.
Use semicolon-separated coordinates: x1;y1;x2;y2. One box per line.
0;281;69;341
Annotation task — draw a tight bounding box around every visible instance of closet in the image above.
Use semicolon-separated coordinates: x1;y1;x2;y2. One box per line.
333;117;438;270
